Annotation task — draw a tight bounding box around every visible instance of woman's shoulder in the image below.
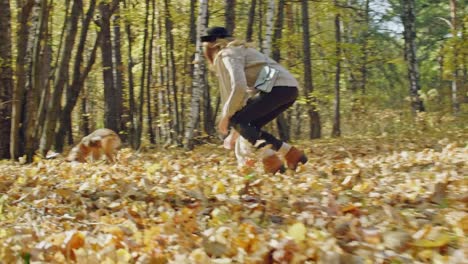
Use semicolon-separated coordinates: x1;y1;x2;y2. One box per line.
219;45;246;58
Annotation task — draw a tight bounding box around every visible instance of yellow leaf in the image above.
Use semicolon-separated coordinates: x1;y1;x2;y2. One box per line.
287;222;307;243
213;181;226;194
25;168;39;177
146;163;161;174
460;216;468;233
116;248;132;263
160;212;170;222
33;155;42;163
0;228;8;238
417;249;434;262
411;233;452;248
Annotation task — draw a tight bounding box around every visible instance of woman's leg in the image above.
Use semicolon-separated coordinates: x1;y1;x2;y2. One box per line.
230;86;298;150
230;86;307;172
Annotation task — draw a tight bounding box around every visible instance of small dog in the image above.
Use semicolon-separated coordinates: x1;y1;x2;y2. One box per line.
66;128;121;163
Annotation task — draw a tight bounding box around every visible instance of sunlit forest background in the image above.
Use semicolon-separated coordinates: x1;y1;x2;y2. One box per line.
0;0;466;161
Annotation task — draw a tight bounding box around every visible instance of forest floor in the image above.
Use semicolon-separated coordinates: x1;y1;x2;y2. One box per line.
0;129;467;263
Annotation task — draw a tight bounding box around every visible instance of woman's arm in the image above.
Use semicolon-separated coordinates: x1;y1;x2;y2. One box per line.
220;49;248;119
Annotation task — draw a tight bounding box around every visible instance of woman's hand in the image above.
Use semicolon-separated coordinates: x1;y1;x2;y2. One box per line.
223;129;239;150
218;116;230;135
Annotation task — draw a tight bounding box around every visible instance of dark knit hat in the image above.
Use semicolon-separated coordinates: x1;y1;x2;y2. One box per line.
201;26;231;42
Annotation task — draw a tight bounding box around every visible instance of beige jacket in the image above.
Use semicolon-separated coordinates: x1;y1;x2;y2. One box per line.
213;43;299;118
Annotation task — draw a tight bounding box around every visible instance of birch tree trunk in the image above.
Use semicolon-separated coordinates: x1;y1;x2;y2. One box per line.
135;0;150;149
18;1;40;162
449;0;459;114
185;0;208;150
262;0;274;57
400;0;425;113
0;0;14;158
164;0;181;145
23;0;46;160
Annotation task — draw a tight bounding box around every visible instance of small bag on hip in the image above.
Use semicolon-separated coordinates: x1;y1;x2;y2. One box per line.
254;65;279;93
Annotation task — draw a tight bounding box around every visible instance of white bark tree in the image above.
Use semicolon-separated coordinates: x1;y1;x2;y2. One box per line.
449;0;459;114
185;0;208;149
262;0;275;57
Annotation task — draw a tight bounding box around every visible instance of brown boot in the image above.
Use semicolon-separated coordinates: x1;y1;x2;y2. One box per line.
262;154;286;174
284;147;308;170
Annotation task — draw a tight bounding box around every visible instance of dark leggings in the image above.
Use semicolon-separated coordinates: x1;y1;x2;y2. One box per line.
230;86;298;151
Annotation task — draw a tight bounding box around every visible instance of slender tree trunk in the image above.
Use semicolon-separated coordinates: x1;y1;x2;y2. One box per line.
257;0;264;50
203;83;215;135
332;2;342;137
33;0;51;145
113;1;125;136
359;0;370;94
462;8;467;105
271;0;284;62
0;0;14;159
181;0;198;140
270;0;290;142
39;0;81;156
55;0;97;152
18;1;40;162
164;0;181;144
164;39;175;144
245;0;256;42
449;0;459;114
302;0;321;139
11;0;34;159
21;1;44;160
155;11;165;142
189;0;197;44
81;86;90;137
99;1;120;132
401;0;424;113
185;0;208;149
262;0;274;57
136;0;150;149
225;0;236;35
123;0;137;148
146;0;156;144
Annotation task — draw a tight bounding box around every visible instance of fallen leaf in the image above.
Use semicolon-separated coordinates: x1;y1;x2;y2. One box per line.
411;233;452;248
287;222;307;243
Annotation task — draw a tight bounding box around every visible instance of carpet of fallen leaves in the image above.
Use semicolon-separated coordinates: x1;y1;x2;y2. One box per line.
0;130;467;264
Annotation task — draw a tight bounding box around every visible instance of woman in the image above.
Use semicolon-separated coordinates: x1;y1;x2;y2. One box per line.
201;26;307;174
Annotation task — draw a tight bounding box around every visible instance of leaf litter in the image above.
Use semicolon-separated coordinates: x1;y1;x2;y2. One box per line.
0;131;467;263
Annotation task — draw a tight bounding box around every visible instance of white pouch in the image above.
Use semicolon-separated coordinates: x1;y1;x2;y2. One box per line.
254;65;279;93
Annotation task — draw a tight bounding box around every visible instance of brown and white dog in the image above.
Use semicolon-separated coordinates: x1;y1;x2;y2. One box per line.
66;128;121;163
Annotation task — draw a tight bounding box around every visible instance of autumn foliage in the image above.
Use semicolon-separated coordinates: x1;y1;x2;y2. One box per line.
0;131;467;263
